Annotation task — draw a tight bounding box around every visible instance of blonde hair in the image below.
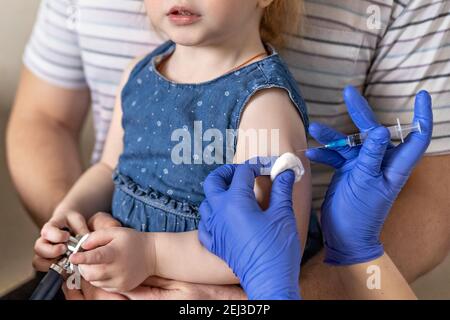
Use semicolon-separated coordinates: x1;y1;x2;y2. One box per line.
260;0;303;49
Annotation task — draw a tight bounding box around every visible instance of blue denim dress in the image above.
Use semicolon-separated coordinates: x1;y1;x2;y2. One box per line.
112;41;314;239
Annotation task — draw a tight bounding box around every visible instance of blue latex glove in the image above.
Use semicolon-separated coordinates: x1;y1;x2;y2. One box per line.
306;86;433;265
199;162;302;300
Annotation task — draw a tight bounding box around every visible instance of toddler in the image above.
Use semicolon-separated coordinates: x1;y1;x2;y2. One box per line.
35;0;311;292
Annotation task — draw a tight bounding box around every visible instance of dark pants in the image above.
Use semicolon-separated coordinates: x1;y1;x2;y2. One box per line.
1;272;65;300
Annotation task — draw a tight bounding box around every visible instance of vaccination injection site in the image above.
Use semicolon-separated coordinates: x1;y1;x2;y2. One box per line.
0;0;449;314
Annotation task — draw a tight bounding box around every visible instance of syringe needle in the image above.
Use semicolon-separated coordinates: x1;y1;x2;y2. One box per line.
295;146;325;154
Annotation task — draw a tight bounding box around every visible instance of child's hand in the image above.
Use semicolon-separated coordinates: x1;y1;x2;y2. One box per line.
70;227;156;292
33;210;89;272
87;212;122;231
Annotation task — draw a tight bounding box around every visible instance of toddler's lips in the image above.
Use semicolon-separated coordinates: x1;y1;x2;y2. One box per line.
167;6;201;26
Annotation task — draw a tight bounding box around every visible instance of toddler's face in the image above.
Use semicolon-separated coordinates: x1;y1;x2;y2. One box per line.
145;0;264;46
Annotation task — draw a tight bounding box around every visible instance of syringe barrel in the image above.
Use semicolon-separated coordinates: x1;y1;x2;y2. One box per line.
346;132;367;147
325;121;422;150
387;121;421;141
345;121;421;147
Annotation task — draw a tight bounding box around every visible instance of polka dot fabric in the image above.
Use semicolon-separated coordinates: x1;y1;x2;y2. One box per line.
113;41;308;232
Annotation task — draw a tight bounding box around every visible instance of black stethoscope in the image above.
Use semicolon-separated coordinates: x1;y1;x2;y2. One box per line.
30;234;89;300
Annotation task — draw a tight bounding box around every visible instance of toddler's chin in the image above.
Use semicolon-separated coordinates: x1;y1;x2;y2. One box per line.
165;29;213;47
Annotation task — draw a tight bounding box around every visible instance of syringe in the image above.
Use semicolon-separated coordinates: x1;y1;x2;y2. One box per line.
298;118;422;153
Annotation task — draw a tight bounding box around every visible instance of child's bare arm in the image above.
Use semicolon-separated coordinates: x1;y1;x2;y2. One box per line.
152;231;239;284
234;88;311;249
52;163;115;218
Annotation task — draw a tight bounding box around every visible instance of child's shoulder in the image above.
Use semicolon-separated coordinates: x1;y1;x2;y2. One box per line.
256;53;297;87
246;53;308;128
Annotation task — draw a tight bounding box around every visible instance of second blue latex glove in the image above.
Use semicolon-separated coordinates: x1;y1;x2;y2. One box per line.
199;163;301;300
306;87;433;265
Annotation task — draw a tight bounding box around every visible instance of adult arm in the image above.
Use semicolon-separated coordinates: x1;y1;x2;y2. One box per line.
336;253;416;300
380;154;450;282
6;0;92;227
6;67;90;227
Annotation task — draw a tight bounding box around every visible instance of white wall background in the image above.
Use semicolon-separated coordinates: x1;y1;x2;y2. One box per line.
0;0;40;111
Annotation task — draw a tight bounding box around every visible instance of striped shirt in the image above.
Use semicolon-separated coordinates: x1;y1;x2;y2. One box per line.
24;0;450;209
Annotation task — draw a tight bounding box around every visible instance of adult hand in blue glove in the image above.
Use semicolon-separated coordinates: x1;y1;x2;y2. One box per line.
306;86;433;266
199;162;302;300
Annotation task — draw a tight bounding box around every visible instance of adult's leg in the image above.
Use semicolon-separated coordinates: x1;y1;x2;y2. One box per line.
1;273;65;300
